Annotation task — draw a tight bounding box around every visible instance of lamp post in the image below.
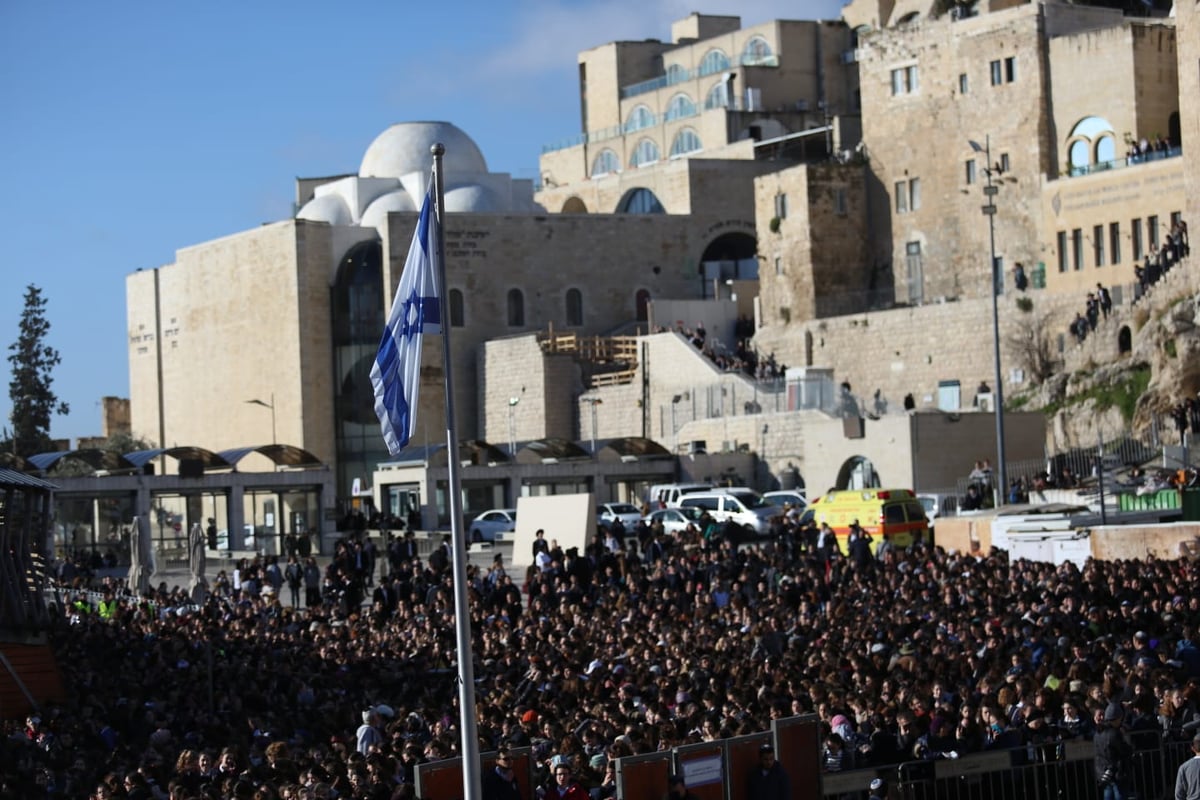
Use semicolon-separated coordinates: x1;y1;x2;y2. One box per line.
507;397;520;456
583;397;603;453
969;136;1008;506
245;393;276;445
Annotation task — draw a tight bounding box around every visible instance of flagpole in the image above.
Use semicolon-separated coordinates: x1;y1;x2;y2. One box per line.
430;143;483;800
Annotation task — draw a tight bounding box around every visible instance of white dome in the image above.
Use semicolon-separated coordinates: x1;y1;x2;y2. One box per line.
444;184;503;213
296;194;352;226
359;122;488;179
360;190;418;231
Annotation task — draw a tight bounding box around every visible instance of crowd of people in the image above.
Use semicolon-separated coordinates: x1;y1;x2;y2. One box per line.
1134;218;1190;302
652;320;786;384
6;516;1200;800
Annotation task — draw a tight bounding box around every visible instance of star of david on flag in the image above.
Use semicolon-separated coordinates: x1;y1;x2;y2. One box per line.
370;187;441;455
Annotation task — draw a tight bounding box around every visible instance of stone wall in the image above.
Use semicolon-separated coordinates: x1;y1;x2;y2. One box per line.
1178;0;1200;227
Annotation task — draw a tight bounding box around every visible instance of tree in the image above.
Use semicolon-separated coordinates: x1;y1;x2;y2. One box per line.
7;285;68;456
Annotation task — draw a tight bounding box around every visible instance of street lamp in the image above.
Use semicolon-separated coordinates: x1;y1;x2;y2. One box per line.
969;136;1008;506
245;393;276;445
507;396;520;456
583;397;603;453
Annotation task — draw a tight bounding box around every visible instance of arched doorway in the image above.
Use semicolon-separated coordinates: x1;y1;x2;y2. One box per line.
562;196;588;214
835;456;881;490
699;232;757;298
1118;325;1132;354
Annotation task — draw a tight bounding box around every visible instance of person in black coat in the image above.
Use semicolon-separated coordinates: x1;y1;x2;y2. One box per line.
482;748;522;800
746;743;790;800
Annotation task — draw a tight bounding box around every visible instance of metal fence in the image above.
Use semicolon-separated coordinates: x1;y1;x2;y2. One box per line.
823;733;1194;800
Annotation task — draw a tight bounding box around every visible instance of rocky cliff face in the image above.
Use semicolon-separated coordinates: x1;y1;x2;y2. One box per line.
1027;257;1200;456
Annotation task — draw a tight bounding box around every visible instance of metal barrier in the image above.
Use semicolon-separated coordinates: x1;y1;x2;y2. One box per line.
822;732;1195;800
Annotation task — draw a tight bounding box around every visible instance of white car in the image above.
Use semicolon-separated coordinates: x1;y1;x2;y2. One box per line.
597;502;643;528
642;506;705;535
763;490;808;509
469;509;517;542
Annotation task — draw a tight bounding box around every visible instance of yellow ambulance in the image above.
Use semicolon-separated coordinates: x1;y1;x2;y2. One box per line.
807;488;930;554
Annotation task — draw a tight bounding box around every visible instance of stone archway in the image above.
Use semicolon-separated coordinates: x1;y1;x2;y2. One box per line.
835;456;881;490
562;196;588;214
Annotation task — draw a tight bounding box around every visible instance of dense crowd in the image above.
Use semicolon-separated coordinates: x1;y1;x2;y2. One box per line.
6;518;1200;800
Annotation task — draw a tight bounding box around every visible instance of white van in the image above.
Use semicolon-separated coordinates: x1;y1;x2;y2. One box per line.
647;483;712;509
678;490;780;536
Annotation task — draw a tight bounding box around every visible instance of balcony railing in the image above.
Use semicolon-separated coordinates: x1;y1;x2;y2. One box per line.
620;53;779;99
1062;145;1181;178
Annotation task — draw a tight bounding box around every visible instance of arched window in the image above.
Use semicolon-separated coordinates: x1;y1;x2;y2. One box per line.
699;49;730;76
630;138;660;168
665;93;696;121
449;288;464;327
618;188;665;214
705;81;729;110
591;149;620;177
1069;140;1090;172
1066;116;1116;171
565;288;583;326
670;129;702;157
507;289;525;327
666;64;687;84
1096;135;1115;165
624;105;654;133
742;36;773;63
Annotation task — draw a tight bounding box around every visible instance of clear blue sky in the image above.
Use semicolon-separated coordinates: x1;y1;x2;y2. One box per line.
0;0;846;444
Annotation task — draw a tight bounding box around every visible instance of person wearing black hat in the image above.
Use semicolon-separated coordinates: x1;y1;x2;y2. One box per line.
663;773;698;800
1175;733;1200;800
1093;703;1132;800
747;742;790;800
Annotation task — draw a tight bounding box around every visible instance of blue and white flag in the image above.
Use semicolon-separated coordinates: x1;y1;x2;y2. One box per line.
370;188;441;455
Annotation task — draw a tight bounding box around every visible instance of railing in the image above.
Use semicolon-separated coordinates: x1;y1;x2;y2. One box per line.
1061;146;1181;178
620;54;780;100
822;733;1194;800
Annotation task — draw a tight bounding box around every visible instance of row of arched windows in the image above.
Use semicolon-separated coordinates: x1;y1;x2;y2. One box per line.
445;287;586;328
591;128;704;175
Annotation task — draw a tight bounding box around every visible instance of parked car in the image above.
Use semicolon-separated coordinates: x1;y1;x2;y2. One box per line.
597;502;643;528
678;490;779;536
763;490;808;509
468;509;517;542
642;506;705;535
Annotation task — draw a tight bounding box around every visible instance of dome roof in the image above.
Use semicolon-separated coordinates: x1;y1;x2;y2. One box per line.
359;122;488;179
444;184;503;213
360;190;418;231
296;193;352;226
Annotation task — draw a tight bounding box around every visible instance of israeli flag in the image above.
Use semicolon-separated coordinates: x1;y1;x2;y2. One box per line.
370;188;441;455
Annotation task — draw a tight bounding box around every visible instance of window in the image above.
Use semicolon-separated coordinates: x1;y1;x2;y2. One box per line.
742;36;773;64
1110;222;1121;264
705;81;729;109
990;60;1002;86
834;188;847;215
1132;218;1143;260
1148;215;1159;249
565;288;583;327
774;256;782;276
1072;228;1083;271
665;93;696;121
906;241;924;304
449;288;464;327
895;179;920;214
959;73;969;94
1093;225;1105;267
1005;56;1016;82
999;153;1010;173
699;49;730;76
991;57;1016;85
624;105;654;133
965;159;977;184
1057;231;1068;273
590;149;620;177
630;138;660;167
891;65;918;95
618;188;665;214
666;64;687;85
670;129;702;157
507;289;525;327
774;193;788;220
